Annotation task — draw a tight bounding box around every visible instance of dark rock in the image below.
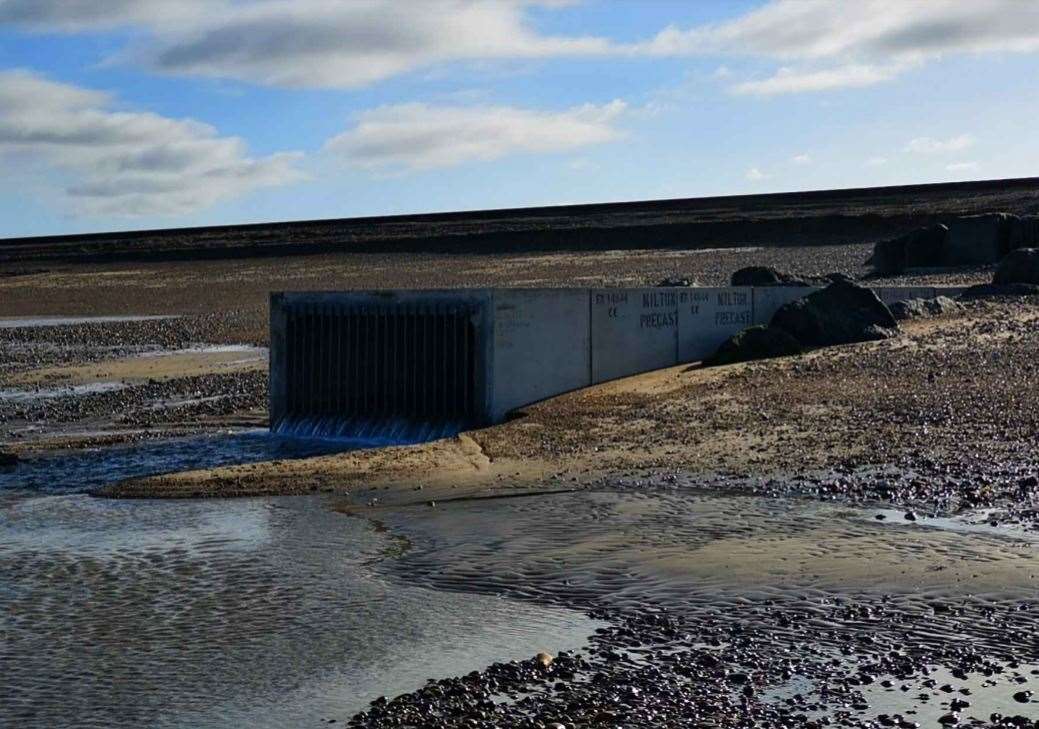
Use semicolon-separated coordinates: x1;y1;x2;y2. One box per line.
958;282;1039;300
824;272;857;284
657;276;693;287
703;325;803;367
1008;215;1039;251
0;451;17;468
770;281;899;348
889;296;961;321
868;225;948;273
993;248;1039;286
731;266;811;287
946;213;1017;265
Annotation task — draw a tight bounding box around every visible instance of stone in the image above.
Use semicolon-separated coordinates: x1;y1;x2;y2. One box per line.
0;451;17;468
889;296;961;321
993;248;1039;285
657;276;693;287
536;652;554;669
868;225;948;273
730;266;811;287
704;325;803;366
770;281;899;348
945;213;1017;266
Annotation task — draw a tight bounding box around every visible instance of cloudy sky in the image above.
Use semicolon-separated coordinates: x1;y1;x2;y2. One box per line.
1;0;1038;237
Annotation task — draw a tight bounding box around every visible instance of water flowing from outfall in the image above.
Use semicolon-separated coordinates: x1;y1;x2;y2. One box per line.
271;415;468;446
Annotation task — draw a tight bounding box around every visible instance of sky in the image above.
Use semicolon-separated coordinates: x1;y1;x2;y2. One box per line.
1;0;1038;238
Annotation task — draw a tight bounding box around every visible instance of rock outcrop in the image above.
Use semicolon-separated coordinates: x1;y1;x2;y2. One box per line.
770;281;899;347
868;213;1036;273
868;224;948;274
945;213;1017;266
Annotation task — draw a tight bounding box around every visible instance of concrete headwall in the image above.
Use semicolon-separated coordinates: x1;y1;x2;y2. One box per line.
271;284;965;426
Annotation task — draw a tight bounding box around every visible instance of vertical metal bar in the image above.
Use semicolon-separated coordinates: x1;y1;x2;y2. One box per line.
424;304;431;417
284;308;294;418
463;307;471;419
302;304;311;416
448;306;457;417
403;304;411;417
352;306;359;416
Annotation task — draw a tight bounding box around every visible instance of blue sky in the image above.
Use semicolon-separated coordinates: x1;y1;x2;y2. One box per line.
1;0;1038;237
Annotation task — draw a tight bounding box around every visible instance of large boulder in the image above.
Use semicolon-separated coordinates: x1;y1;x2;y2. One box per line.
704;325;803;366
945;213;1017;265
770;281;899;347
868;225;948;273
731;266;812;287
993;248;1039;285
889;296;961;321
1009;216;1039;252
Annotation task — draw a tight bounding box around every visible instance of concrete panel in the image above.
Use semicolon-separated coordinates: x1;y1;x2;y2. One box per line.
873;286;937;305
677;287;753;362
591;288;679;383
490;289;590;420
752;287;820;325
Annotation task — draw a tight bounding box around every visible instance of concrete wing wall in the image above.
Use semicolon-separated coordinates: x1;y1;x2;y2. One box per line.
678;287;753;362
489;289;591;421
590;289;679;384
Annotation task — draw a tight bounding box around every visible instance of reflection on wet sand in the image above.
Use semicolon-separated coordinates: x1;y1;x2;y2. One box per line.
0;493;598;729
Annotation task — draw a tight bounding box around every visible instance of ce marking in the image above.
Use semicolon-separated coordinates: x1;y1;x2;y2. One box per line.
608;307;619;318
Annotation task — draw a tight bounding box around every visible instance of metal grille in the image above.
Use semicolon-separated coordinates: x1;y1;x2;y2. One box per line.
282;302;478;422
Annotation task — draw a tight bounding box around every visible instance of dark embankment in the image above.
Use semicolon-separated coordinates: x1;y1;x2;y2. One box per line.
4;177;1039;264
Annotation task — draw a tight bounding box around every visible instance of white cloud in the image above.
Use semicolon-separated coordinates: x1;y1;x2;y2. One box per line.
745;167;768;181
135;0;613;89
4;0;1039;91
731;63;905;95
946;161;979;171
0;69;303;217
325;100;626;172
643;0;1039;94
0;0;213;31
790;153;812;165
906;134;974;154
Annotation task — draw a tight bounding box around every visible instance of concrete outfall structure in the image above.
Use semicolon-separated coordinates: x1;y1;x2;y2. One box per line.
269;284;966;433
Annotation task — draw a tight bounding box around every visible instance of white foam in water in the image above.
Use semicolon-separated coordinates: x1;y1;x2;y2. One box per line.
0;381;126;402
274;415;465;446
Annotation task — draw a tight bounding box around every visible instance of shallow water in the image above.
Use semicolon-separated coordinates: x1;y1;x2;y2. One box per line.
0;315;178;328
0;492;599;729
0;431;351;493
